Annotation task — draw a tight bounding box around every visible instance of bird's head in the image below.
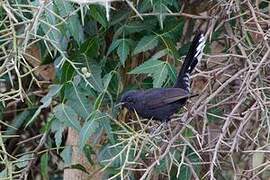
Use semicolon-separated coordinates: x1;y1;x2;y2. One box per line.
119;90;139;110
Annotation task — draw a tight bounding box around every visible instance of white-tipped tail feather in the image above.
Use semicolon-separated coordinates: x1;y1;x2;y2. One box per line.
174;32;206;89
194;33;205;63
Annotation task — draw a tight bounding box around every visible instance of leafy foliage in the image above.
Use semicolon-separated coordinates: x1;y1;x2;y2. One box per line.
1;0;270;179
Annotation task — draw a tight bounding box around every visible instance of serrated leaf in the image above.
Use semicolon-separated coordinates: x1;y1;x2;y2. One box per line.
26;85;62;127
81;37;100;58
34;1;65;51
54;0;84;43
89;5;108;28
79;111;109;150
133;35;159;55
107;39;121;55
129;59;165;74
153;64;168;87
65;82;91;119
153;0;170;29
60;146;72;166
149;49;169;61
117;39;130;66
166;63;177;83
54;104;81;131
15;154;33;168
51;119;65;149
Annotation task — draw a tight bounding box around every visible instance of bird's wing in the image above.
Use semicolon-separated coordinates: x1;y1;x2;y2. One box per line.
143;88;190;109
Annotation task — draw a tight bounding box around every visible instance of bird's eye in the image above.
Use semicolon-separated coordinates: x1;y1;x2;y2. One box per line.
127;97;133;102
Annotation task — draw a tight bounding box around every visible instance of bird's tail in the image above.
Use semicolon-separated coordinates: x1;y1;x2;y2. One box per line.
174;32;205;90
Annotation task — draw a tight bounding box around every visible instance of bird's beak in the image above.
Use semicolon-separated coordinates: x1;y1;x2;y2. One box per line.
115;102;125;108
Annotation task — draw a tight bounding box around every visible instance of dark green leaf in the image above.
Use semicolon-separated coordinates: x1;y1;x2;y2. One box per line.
133;35;159;55
89;5;108;28
81;37;100;58
117;39;130;66
41;152;49;180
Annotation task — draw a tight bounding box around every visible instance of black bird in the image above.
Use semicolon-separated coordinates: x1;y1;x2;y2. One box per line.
120;32;206;121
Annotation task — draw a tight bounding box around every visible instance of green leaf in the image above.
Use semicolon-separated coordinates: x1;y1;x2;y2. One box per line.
15;154;33;168
26;85;62;127
89;5;108;28
79;111;109;150
54;104;81;131
70;164;89;174
60;62;75;84
98;144;124;168
65;81;91;119
51;118;65;149
153;0;170;29
166;63;177;84
54;0;84;43
4;110;34;138
40;152;49;180
133;35;159;55
117;39;130;66
153;64;168;87
129;59;169;87
83;144;95;165
33;1;66;51
107;39;121;55
81;37;100;58
129;59;165;74
60;146;72;166
87;64;104;92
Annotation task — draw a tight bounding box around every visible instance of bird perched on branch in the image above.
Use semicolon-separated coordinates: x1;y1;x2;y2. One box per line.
119;32;206;122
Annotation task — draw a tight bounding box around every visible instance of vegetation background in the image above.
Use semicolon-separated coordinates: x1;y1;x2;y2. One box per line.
0;0;270;179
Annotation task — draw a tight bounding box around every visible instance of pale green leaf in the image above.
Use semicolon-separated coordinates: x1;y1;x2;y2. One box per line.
54;104;81;131
60;146;72;167
79;111;109;150
26;85;62;127
54;0;84;43
51;119;65;149
15;154;33;168
252;151;265;169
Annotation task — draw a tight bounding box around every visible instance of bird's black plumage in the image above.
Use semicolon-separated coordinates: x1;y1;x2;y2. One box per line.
120;32;206;121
